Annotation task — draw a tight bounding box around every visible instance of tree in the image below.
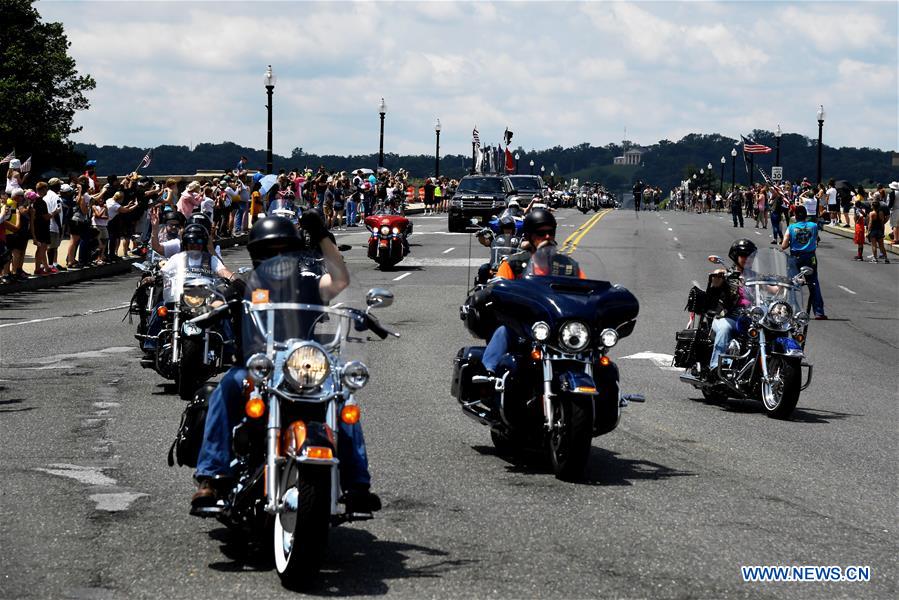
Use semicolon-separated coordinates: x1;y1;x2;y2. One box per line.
0;0;96;174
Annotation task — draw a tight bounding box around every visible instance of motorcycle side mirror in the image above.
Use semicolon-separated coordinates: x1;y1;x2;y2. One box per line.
365;288;394;309
338;244;352;252
707;255;724;265
800;266;813;277
237;267;252;275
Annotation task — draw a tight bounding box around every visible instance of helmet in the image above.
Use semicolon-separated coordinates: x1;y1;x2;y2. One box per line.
499;215;516;230
507;199;520;208
523;208;557;236
182;224;209;248
247;215;303;265
187;212;213;235
728;238;757;263
163;210;186;226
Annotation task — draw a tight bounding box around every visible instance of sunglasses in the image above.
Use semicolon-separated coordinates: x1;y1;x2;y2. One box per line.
533;228;555;238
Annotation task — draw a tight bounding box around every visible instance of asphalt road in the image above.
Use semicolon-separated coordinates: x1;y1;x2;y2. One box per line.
0;207;895;599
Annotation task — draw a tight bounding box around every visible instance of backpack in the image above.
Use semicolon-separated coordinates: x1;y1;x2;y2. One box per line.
167;384;216;467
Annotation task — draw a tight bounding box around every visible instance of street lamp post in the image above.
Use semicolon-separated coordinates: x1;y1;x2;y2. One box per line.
815;105;825;221
378;97;387;168
434;118;441;179
730;148;737;193
264;65;276;174
775;124;782;168
540;165;545;180
514;153;520;173
550;170;554;188
707;162;713;193
719;156;726;196
529;159;534;174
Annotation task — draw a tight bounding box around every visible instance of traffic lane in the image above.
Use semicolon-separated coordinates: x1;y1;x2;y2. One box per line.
572;210;897;548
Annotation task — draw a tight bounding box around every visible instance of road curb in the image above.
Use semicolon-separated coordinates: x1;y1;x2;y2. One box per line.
821;223;898;256
0;233;250;296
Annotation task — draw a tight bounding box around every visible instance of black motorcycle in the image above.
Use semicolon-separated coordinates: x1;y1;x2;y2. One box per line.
674;248;814;418
454;246;641;480
129;250;165;349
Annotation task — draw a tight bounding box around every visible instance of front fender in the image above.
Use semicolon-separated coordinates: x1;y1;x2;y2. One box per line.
771;336;806;359
555;370;597;395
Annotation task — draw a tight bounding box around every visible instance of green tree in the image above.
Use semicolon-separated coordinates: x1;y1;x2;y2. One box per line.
0;0;96;174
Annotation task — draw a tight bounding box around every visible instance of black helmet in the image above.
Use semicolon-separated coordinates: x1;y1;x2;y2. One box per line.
187;212;213;235
163;209;186;226
247;215;303;265
728;238;757;263
499;215;516;230
523;208;557;236
182;224;209;248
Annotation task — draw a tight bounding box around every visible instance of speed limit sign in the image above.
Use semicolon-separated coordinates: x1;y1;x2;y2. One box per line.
771;166;783;181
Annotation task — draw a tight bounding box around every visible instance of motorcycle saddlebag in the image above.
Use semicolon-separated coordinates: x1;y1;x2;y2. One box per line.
451;346;486;400
684;286;707;313
167;383;216;467
673;329;698;368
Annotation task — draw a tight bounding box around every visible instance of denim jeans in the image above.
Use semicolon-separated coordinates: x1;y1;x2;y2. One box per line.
771;213;782;242
794;254;825;317
195;366;372;489
232;202;247;234
346;199;357;226
710;317;737;369
731;209;744;227
482;325;511;373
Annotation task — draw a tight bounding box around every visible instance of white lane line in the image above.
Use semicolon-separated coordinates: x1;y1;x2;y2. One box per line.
754;231;762;235
392;272;412;281
673;236;679;241
89;492;148;512
0;303;130;330
0;316;63;329
35;464;117;486
663;222;669;225
838;285;857;295
442;247;456;254
667;227;673;231
678;253;685;260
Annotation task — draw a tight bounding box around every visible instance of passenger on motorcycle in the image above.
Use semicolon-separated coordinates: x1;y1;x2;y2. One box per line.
707;238;756;372
191;213;381;516
149;208;185;258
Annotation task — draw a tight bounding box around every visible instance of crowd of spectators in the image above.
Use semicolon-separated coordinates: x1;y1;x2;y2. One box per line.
0;160;459;285
668;178;897;262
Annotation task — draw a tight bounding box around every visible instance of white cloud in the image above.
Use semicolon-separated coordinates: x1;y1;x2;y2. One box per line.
779;6;885;52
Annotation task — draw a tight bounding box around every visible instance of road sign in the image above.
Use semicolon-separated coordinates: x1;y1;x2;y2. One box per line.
772;166;783;181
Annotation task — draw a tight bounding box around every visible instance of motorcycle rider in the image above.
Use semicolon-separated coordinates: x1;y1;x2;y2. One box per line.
475;215;521;284
707;238;756;374
191;213;381;516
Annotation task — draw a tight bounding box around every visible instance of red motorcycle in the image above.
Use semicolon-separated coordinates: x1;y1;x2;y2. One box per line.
364;212;410;270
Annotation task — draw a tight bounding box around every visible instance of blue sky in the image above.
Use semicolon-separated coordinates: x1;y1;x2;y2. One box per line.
42;1;898;155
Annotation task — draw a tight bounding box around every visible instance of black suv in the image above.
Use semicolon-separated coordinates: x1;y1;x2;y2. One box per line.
504;175;546;205
447;174;509;232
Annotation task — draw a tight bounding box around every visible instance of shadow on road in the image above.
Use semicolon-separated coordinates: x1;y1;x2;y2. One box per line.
691;394;859;424
472;444;694;487
206;526;471;596
0;397;34;414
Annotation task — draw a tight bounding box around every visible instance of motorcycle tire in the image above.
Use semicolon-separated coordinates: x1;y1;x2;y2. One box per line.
548;395;593;481
177;338;205;401
273;469;330;588
490;428;516;457
762;356;801;419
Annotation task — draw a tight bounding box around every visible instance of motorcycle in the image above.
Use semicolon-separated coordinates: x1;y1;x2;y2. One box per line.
473;229;524;286
454;246;642;480
188;254;398;585
674;248;814;419
148;258;236;399
576;194;591;214
129;250;166;350
364;209;410;270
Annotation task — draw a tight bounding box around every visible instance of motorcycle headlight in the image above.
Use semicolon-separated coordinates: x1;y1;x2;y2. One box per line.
342;360;370;390
749;306;766;323
766;302;793;327
559;321;590;352
182;322;202;337
284;345;330;390
246;352;274;381
391;227;400;234
380;226;390;235
532;321;551;342
794;311;810;328
182;293;207;308
599;328;618;348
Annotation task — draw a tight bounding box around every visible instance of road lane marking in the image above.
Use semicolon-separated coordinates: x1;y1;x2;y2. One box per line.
667;227;673;231
443;247;455;254
0;316;63;329
561;211;603;248
562;210;612;254
673;237;679;241
754;231;761;235
36;464;117;486
620;351;681;371
89;492;148;512
678;253;685;260
838;285;857;295
0;303;130;329
392;272;411;281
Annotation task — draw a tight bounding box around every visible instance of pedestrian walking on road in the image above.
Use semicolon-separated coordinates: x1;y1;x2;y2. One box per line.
781;205;827;319
769;188;786;244
728;188;744;227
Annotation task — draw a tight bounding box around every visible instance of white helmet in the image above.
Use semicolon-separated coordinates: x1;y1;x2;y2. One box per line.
507;199;520;207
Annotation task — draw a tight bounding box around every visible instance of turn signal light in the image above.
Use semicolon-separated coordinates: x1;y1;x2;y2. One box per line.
245;395;265;419
341;404;361;425
281;420;306;455
530;348;543;361
748;328;759;338
575;386;597;393
598;356;611;367
796;334;805;343
156;306;168;318
305;446;333;460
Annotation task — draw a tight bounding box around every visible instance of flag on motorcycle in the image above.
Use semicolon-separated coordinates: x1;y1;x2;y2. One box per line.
741;135;772;154
139;149;153;169
0;150;14;165
20;156;32;173
472;126;480;147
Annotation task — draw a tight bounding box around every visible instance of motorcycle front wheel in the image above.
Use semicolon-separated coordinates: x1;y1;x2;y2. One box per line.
177;338;205;400
273;468;331;588
762;356;801;419
548;395;593;481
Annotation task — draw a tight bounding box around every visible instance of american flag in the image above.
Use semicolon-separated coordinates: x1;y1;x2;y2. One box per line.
20;156;32;173
139;149;153;169
472;126;480;147
0;150;15;165
741;135;772;154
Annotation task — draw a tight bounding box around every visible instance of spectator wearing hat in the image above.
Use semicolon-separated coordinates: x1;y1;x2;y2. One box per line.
32;181;56;275
43;178;68;271
105;190;139;260
83;160;99;192
178;181;203;218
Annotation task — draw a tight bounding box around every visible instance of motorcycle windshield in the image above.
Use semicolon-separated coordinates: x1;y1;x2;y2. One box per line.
742;249;804;312
498;207;523;220
161;252;219;304
525;245;583;278
489;234;520;268
241;251;334;357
